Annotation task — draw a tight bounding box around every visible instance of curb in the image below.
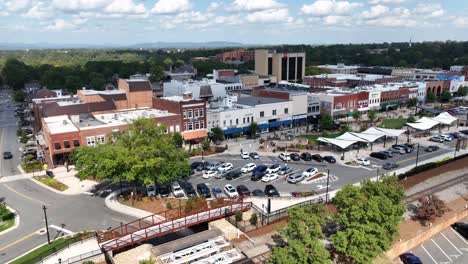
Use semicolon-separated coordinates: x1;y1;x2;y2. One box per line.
29;176;70;195
104;188;158;219
0;205;20;237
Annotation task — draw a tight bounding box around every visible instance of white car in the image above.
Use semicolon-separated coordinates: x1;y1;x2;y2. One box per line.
278;153;291;162
147;184;157;197
266;164;281;174
218;162;233;172
262;173;279;182
241;163;256;173
202;170;218;179
224;184;239;198
302;167;318;178
441;134;453;141
171;181;185;198
356;158;370;166
240;152;250;159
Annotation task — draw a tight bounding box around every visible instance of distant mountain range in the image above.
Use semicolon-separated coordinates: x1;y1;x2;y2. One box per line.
0;41;259;50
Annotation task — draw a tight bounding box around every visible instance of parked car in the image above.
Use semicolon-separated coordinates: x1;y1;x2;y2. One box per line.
206;162;222;171
251;165;268;181
380;150;394;158
382;162;399;170
287;173;304;184
302;167;318;178
278;165;293;175
147;184;157;197
249;152;260;159
290;152;301;161
311;154;324;162
3;151;13;159
240;152;250;159
264;185;280;197
236;185;251;197
158;184;171;197
211;187;226;198
262;173;279;182
430;135;445;143
323;156;336;163
225;169;242;180
190;161;206;171
400;253;422;264
181;181;197;197
441;134;453;141
22;149;37;157
224;184;239;198
389;147;404;154
300;152;313;161
355;158;370;166
278;152;291;162
202;170;218;179
171;181;185;198
241;163;256;173
370;152;387;160
266;164;281;174
252;189;265;197
449;132;464;139
451;222;468;239
196;183;211;198
425;145;439;152
218;162;233;172
393;144;412;153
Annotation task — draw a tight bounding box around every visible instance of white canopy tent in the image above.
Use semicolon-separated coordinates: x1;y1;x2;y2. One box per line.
336;132;369;142
407;117;440;130
362;127;406;137
317;137;356;150
349;132;385;142
431;112;458;125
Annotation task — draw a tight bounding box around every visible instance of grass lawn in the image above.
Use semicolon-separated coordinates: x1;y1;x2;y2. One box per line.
21;162;43;173
10;232;93;264
0;209;15;233
303;132;341;146
33;176;69;192
379;118;407;129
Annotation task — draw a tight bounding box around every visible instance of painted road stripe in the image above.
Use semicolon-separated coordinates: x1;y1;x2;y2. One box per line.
50;224;75;235
421;244;439;264
0;230;39;252
432;238;452;262
442;232;463;255
450;228;468;245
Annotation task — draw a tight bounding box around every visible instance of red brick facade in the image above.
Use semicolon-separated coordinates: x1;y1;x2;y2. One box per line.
251;88;290;100
426;80;450;96
214;49;254;62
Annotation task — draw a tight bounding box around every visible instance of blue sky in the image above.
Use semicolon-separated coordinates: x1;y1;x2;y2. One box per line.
0;0;467;45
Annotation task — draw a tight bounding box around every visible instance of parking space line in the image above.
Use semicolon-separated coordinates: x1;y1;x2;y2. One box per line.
450;228;468;245
432;238;453;262
442;232;464;255
421;244;439;264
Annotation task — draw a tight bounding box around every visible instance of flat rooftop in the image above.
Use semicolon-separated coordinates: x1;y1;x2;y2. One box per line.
79;89;126;96
236;96;288;106
161;96;202;102
43;115;79;134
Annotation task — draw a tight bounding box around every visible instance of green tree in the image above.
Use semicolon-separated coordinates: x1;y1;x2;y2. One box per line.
426;91;436;103
211;127;224;142
331;177;405;264
149;65;164;83
72;118;190;195
456;86;467;96
88;72;106;90
269;205;331;264
305;66;332;76
163;58;174;69
320;113;333;131
407;115;416;123
173;132;184;148
175;59;185;67
249;122;259;137
138;258;156;264
13;90;25;102
249;213;258;226
352;110;360;122
2;58;28;89
65;76;83;92
440;90;452;102
407;98;418;107
367;110;377;123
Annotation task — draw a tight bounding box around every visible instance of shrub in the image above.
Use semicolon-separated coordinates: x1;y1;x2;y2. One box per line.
249;213;258;226
235;211;243;222
166;202;172;210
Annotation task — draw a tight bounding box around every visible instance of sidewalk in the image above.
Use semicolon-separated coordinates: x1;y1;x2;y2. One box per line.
49;166;97;195
39;237;102;264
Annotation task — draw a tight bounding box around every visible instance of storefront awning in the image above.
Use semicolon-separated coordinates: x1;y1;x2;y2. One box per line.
183;130;208;141
224;127;243;135
269;121;282;128
282;120;293;126
258;123;268;129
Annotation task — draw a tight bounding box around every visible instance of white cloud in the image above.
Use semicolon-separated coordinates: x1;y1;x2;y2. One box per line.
246;8;292;23
207;2;221;11
453;17;468;28
364;16;417;27
46;19;76;30
51;0;111;12
5;0;31;12
104;0;146;14
151;0;191;14
362;4;389;19
323;15;351;25
301;0;361;16
368;0;407;5
22;2;52;19
413;3;445;18
231;0;284;11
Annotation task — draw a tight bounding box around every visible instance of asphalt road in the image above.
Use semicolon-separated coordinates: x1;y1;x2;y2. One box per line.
0;89;135;263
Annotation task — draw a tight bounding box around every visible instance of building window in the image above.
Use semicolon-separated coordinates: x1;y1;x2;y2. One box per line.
236;118;239;125
223;120;226;127
73;140;80;147
230;120;233;125
195;122;200;130
200;121;204;129
184;122;188;131
194;109;199;118
284;108;289;114
183;110;187;119
243;117;246;124
54;142;61;150
97;135;105;144
260;111;264;117
188;122;193;130
187;110;193;118
170;126;174;133
63;141;70;148
86;136;96;147
272;110;277;116
199;109;204;117
175;125;180;132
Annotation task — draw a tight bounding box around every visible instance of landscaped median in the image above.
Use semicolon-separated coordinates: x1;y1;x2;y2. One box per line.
0;202;15;233
10;232;94;264
33;175;69;192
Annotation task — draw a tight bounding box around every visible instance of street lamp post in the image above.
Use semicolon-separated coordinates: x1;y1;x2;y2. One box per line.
42;205;51;244
415;143;420;167
376;167;380;181
325;169;330;204
201;150;204;164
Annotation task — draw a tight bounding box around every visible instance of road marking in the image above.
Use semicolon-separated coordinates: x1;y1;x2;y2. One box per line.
3;183;51;206
432;238;453;262
442;232;463;255
421;244;439;264
450;228;468;245
0;230;38;252
50;224;75;235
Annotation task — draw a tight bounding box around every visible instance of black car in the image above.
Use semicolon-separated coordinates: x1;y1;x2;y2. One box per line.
252;189;265;197
181;181;197;197
311;154;323;162
323;156;336;163
451;222;468;239
196;183;211;198
3;151;13;159
404;143;415;150
226;169;242;180
251;165;268;181
290;152;301;161
382;162;399;170
300;152;313;161
425;145;439;152
400;253;422;264
370;152;387;160
236;185;251;196
158;184;171;197
19;121;30;127
190;162;205;171
264;185;280;197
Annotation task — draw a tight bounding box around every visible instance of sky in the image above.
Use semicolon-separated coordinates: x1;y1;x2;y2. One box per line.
0;0;467;45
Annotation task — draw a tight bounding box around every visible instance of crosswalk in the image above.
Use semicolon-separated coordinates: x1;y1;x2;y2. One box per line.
301;174;339;184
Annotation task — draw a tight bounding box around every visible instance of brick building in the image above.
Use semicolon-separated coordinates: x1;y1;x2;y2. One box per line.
214;49;254;63
426;80;450;96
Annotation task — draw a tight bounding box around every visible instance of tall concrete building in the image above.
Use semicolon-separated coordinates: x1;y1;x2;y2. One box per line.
255;49;306;82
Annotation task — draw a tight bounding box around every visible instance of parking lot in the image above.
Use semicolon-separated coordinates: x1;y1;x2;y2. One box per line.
409;218;468;264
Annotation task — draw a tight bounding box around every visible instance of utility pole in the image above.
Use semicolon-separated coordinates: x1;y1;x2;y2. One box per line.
325;169;330;203
42;205;51;244
415;143;420;167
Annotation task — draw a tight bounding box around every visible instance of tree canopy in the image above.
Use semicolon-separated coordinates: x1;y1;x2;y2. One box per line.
426;91;436;103
320;113;334;130
71;118;190;185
